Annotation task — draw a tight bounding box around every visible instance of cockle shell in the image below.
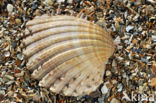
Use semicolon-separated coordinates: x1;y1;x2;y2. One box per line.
22;15;114;96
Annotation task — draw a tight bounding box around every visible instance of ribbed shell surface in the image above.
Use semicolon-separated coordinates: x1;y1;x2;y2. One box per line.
22;15;114;96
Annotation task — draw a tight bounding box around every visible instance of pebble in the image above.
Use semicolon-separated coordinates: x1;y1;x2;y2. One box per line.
57;0;65;3
44;0;53;5
101;84;108;95
15;19;21;25
0;40;2;44
138;27;143;32
7;4;13;13
117;83;123;92
122;73;127;78
121;35;129;40
117;57;124;61
112;79;117;85
101;81;112;95
146;5;154;13
17;53;23;60
1;71;6;77
117;46;123;50
5;81;14;85
105;70;112;77
0;94;4;101
7;91;14;97
124;61;130;66
126;25;134;32
98;97;105;103
147;0;156;3
133;14;139;21
0;90;5;101
0;90;5;95
67;0;73;3
14;71;24;77
114;36;121;45
112;60;117;67
138;86;144;93
132;38;138;44
110;98;120;103
4;75;14;80
4;51;10;57
141;58;148;63
152;35;156;42
33;93;41;102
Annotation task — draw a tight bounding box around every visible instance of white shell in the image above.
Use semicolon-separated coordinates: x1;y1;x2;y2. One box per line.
22;15;114;96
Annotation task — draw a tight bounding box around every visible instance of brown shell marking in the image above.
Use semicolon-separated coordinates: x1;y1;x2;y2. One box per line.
22;15;114;96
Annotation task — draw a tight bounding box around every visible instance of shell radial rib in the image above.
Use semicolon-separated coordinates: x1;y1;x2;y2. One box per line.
22;15;114;96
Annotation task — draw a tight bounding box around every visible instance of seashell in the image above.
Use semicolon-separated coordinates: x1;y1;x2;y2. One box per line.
22;15;114;96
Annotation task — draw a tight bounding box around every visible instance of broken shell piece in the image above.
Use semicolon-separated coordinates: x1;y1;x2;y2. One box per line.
22;15;114;96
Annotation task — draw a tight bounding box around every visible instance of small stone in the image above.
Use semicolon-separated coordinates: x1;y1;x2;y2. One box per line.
101;84;108;94
14;71;24;77
122;73;127;78
67;0;73;3
15;59;21;66
57;0;65;3
112;79;117;84
117;57;124;61
132;38;138;44
4;75;14;80
44;0;53;5
1;71;6;77
5;81;14;85
121;35;129;40
138;27;143;32
0;90;5;101
106;70;112;77
114;36;121;45
117;83;123;92
147;0;156;3
0;94;5;101
117;46;123;50
0;30;3;38
17;53;23;60
11;41;17;48
126;25;134;32
124;61;130;66
98;97;104;103
90;90;101;98
7;4;13;13
152;62;156;71
15;19;21;25
133;14;139;21
4;51;10;57
141;58;148;63
96;19;106;27
138;86;144;93
112;60;117;67
0;90;5;95
101;81;112;95
146;5;154;13
33;93;41;102
152;35;156;42
7;91;14;97
110;98;120;103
